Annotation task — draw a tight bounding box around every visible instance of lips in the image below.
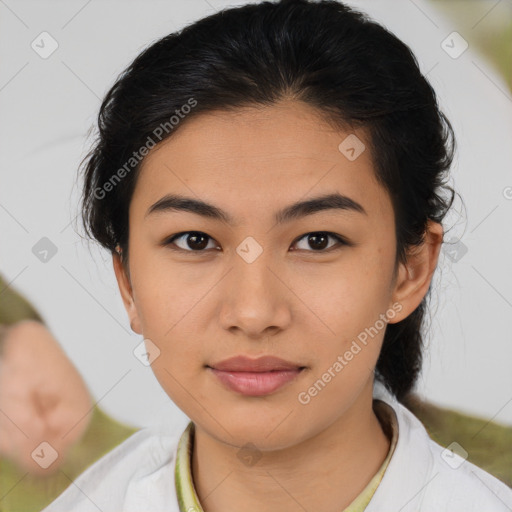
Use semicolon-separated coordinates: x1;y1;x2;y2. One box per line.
207;355;306;396
209;355;304;372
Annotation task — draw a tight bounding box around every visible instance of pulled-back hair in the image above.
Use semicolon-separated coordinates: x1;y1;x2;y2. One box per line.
80;0;457;403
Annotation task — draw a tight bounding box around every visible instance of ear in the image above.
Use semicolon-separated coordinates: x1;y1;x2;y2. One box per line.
388;220;443;323
112;250;142;335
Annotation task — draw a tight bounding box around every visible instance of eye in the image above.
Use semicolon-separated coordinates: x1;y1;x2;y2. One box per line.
163;231;220;252
291;231;348;252
163;230;349;253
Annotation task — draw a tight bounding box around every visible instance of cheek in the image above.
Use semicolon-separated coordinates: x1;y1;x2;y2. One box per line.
294;270;389;415
129;258;208;373
296;250;393;362
129;240;188;334
306;259;392;329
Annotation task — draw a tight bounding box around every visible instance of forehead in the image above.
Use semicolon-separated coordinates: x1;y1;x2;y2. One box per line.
132;100;393;224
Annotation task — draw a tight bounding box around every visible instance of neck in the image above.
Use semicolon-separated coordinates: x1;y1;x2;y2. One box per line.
191;380;391;512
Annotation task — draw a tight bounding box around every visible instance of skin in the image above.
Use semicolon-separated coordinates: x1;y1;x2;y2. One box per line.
0;320;93;475
113;99;443;512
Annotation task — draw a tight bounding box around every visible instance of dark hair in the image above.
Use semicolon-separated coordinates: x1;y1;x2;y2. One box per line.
80;0;457;403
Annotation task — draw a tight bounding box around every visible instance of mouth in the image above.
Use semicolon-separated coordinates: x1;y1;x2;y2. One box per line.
206;355;307;396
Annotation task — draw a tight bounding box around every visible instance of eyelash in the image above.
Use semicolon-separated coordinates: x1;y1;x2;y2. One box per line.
162;231;350;254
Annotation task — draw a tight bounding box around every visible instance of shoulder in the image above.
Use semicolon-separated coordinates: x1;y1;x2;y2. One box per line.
419;429;512;511
41;421;186;512
369;382;512;512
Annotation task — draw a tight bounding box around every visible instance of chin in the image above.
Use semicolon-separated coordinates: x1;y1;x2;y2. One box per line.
196;404;316;452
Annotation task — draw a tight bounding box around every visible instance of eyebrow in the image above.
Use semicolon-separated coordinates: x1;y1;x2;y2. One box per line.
145;192;367;226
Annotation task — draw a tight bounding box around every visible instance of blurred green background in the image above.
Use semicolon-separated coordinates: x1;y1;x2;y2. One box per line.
432;0;511;90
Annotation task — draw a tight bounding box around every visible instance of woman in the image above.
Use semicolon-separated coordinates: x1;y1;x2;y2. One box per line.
42;0;512;510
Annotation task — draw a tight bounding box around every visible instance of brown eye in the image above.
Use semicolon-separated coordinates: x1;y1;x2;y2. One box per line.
291;232;348;252
164;231;218;252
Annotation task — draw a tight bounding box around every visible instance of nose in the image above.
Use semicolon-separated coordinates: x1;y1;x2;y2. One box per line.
218;248;292;340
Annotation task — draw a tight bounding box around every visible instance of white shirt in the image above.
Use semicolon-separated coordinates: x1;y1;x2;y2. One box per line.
42;381;512;512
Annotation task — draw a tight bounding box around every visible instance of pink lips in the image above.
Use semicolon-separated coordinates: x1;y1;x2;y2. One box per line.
208;355;305;396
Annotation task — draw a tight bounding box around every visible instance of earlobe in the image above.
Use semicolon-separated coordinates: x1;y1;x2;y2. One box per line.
388;220;444;323
112;250;142;335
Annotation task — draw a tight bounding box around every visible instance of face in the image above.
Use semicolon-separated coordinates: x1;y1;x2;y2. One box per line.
114;99;441;450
